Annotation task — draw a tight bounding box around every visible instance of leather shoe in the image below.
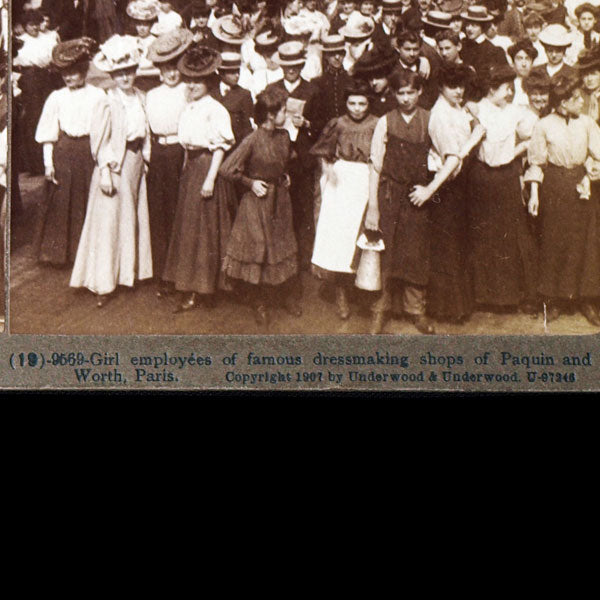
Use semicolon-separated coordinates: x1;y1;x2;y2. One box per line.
335;287;350;320
580;302;600;326
370;312;387;334
174;292;196;313
409;314;436;334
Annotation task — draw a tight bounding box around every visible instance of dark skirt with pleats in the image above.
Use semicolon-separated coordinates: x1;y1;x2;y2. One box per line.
538;165;600;300
36;134;94;265
146;141;184;283
467;159;536;306
163;150;235;294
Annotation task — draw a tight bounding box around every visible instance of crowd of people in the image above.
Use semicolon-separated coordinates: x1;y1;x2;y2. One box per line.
10;0;600;333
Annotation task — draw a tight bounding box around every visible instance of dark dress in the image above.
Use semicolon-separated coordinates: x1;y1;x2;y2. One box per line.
220;128;298;286
377;107;432;286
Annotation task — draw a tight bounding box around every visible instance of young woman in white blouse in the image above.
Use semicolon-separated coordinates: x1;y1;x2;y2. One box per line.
162;45;236;313
35;37;104;266
70;35;153;308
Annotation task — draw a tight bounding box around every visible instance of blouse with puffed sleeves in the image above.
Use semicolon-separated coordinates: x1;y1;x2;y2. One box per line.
524;112;600;183
35;84;108;142
177;95;235;152
310;114;379;164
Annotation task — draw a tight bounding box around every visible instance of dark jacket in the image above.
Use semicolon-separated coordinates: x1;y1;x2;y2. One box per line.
212;83;254;148
310;66;354;135
460;38;508;74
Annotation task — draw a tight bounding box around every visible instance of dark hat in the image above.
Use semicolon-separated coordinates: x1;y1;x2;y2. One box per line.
148;28;193;63
22;10;44;25
508;38;538;60
178;44;221;77
353;44;398;79
523;69;551;93
522;9;546;27
578;45;600;72
218;51;242;70
422;11;454;29
549;73;581;106
51;37;97;69
460;5;494;22
575;3;598;18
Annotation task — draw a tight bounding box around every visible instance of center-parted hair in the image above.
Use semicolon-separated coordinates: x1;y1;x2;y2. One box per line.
389;68;423;91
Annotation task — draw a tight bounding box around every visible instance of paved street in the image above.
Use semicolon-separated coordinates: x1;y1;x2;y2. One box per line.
9;173;599;336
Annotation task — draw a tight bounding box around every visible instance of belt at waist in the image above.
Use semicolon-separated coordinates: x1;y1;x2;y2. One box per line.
60;132;90;140
126;138;144;153
152;134;179;145
187;148;211;159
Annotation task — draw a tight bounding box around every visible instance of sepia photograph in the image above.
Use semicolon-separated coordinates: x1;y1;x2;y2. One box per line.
7;0;600;338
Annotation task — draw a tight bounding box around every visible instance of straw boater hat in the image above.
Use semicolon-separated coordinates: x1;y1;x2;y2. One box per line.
211;14;246;45
320;34;346;53
148;28;193;63
51;37;97;69
422;11;454;29
339;12;375;42
178;45;221;77
273;41;306;67
126;0;159;21
438;0;464;16
381;0;403;13
460;5;494;22
93;35;142;72
538;23;571;47
218;52;242;70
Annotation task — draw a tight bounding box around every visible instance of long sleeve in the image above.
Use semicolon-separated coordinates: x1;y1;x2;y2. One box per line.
587;116;600;161
309;117;338;161
35;91;60;143
219;130;256;188
369;116;388;174
524;120;547;183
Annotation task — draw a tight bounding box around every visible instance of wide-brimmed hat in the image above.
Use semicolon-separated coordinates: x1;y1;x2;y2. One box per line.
51;37;97;69
178;45;221;77
211;14;246;45
575;3;598;18
283;15;314;37
460;5;494;22
320;34;346;53
273;41;306;67
578;46;600;72
353;44;398;78
381;0;403;13
126;0;159;22
538;24;571;47
148;28;193;63
339;13;375;42
438;0;464;16
218;51;242;70
255;30;280;48
93;35;141;72
422;11;453;29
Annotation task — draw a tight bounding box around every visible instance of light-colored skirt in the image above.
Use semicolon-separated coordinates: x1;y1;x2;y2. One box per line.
311;159;369;273
70;147;152;295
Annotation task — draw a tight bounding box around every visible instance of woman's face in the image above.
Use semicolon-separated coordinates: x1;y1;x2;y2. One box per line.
25;22;40;37
526;25;542;42
221;70;240;86
274;104;287;127
395;84;421;112
305;0;318;10
342;1;356;15
369;76;388;94
186;79;209;101
464;22;483;40
488;81;514;107
562;88;584;116
62;66;87;90
579;11;596;32
513;49;533;78
135;21;152;37
441;84;465;107
112;67;137;91
159;62;181;86
346;94;369;120
583;69;600;92
450;19;463;33
528;89;549;113
360;1;376;16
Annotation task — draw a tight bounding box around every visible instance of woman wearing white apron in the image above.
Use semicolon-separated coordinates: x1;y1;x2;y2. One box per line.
70;35;152;307
310;79;378;319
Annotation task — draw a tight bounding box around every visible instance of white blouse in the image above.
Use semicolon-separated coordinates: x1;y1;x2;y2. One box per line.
116;88;148;141
475;98;530;167
14;32;56;68
35;84;108;142
145;82;188;136
177;95;234;152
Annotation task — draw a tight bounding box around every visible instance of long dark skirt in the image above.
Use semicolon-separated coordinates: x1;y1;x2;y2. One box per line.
146;141;184;283
538;165;600;300
467;159;534;306
36;134;94;265
163;150;235;294
427;171;473;320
